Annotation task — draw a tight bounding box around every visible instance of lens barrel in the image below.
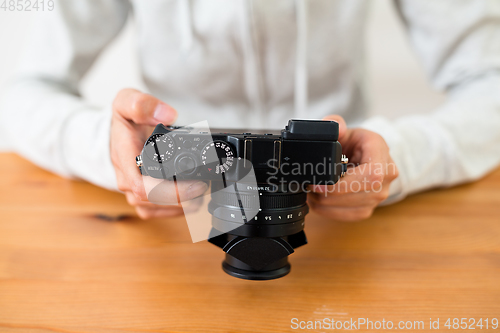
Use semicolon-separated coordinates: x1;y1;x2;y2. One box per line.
208;182;308;280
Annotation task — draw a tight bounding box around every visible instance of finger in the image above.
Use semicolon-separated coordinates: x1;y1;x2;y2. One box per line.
386;155;399;180
322;115;348;141
176;180;209;202
356;134;389;165
135;206;185;220
145;179;208;205
113;121;149;200
145;179;180;205
125;191;180;209
310;202;374;221
181;196;205;213
113;88;178;126
115;168;131;192
308;183;390;207
311;165;385;195
309;192;374;208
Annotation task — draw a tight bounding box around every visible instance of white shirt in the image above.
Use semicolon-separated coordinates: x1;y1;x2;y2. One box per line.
1;0;500;204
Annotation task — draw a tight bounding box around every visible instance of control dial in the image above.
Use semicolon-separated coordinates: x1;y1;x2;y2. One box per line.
175;154;197;175
201;141;235;174
144;134;175;163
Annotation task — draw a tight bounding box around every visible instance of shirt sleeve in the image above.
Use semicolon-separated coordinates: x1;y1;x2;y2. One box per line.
0;0;130;190
360;0;500;204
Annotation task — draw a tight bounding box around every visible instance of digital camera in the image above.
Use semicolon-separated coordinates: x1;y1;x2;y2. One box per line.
136;119;347;280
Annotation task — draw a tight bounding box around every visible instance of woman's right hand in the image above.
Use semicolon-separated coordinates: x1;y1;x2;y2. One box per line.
110;88;208;219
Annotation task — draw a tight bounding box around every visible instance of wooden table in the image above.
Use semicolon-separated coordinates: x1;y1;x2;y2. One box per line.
0;153;499;333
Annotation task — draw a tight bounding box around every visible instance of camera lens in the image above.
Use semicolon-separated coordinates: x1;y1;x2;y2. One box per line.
208;181;309;280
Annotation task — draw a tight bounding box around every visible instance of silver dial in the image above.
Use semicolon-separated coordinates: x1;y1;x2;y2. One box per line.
144;134;175;163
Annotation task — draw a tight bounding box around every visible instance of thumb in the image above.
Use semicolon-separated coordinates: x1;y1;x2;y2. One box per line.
323;115;348;141
113;88;178;126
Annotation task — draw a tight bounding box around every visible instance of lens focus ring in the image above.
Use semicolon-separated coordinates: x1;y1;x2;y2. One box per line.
211;191;307;210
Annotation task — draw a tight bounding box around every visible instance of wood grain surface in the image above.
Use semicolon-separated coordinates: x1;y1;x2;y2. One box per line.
0;153;499;333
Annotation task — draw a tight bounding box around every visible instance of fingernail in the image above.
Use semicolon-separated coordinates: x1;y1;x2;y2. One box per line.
186;181;208;199
154;103;177;124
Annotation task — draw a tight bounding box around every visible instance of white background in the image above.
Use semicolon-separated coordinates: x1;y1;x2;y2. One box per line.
0;0;445;151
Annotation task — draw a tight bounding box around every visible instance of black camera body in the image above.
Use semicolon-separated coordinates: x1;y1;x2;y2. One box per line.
137;119;343;185
137;120;346;280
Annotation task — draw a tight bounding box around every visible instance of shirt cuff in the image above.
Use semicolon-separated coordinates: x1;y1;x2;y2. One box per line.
358;116;406;205
61;107;118;191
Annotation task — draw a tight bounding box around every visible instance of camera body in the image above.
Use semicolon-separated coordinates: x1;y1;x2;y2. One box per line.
137;119;344;187
136;119;346;280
